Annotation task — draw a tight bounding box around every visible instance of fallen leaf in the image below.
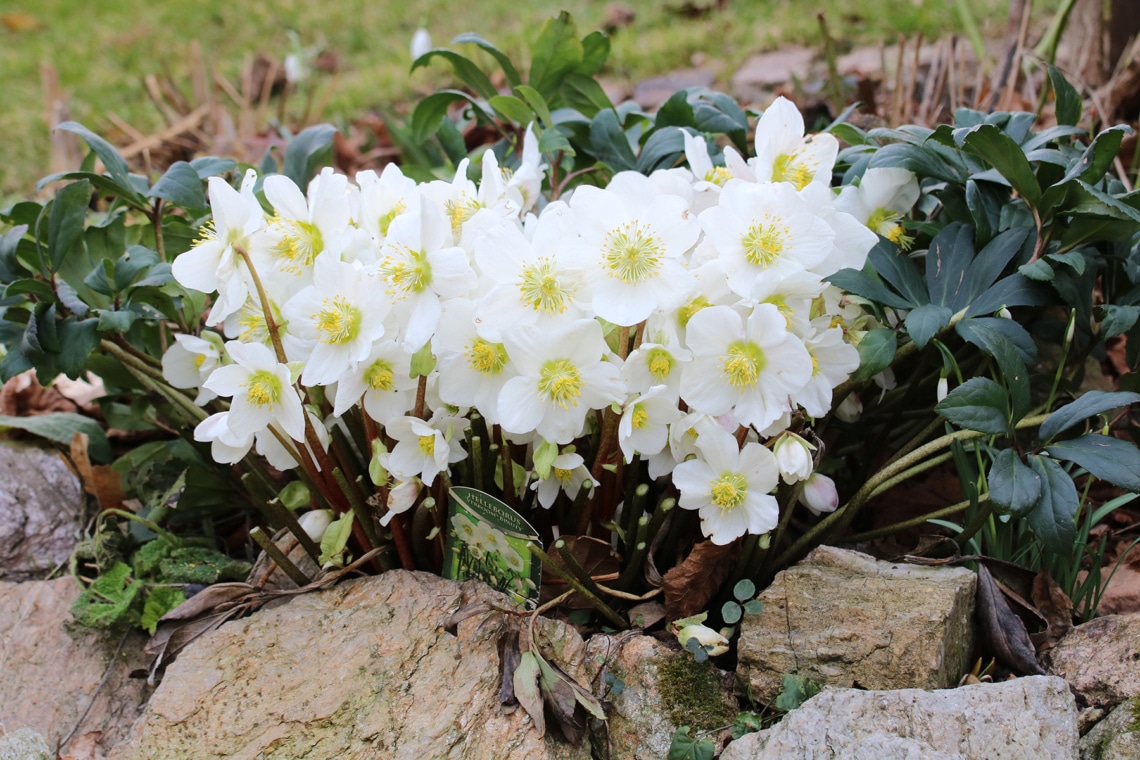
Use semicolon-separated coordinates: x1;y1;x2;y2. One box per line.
628;601;666;629
1031;570;1073;652
513;651;546;736
499;623;521;708
69;432;125;510
662;540;740;619
976;564;1045;675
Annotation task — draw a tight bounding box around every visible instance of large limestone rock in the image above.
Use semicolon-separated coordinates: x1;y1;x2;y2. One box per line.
720;676;1078;759
109;570;592;760
1046;613;1140;710
0;441;85;579
737;546;976;702
0;577;151;755
584;634;736;760
0;728;52;760
1079;698;1140;760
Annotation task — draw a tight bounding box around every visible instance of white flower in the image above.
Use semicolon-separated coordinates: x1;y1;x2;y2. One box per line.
748;269;826;335
835;393;862;422
835;167;919;248
618;385;683;463
161;332;224;404
356;164;417;244
434;298;516;425
380;414;466;486
281;253;391;386
332;339;417;423
202;341;305;441
299;509;335;541
680;304;813;432
505;124;548;214
451;512;478;544
683;130;734;190
193;412;254;464
570;172;700;326
798;472;839;516
532;451;597;509
750;96;838;191
384;479;422;526
172;169;264;325
255;410;330;471
772;432;815;484
937;375;949;402
798;320;861;418
498;319;625;444
676;623;730;657
410;28;432;60
671;424;779;545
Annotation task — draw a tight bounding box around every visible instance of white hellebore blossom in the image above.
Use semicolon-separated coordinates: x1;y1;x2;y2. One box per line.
772;431;815;484
835;167;920;248
332;340;417;423
672;424;779;545
381;414;466;486
435;298;515;425
161;332;224;404
618;384;683;463
532;451;598;509
798;472;839;516
749;96;838;191
202;340;306;442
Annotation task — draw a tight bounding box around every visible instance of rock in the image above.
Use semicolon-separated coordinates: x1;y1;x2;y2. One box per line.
632;69;715;109
0;441;86;579
736;546;975;703
731;47;815;104
0;577;151;756
0;728;53;760
109;570;591;760
584;634;736;759
1079;698;1140;759
1046;612;1140;710
720;676;1078;759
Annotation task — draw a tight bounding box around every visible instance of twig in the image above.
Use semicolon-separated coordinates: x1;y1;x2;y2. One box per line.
250;526;312;586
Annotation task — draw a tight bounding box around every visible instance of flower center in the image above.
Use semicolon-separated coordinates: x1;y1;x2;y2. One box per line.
445;194;482;237
646;347;675;380
378;200;406;237
467;339;509;376
631;405;650;430
720;340;767;389
742;220;789;268
677;295;712;329
380;245;433;295
313;296;362;345
602;222;664;284
772;151;815;190
709;472;748;512
244;369;282;408
271;216;324;271
418;434;436;456
538;358;583;409
192;353;207;369
554;467;573;484
364;359;395;391
867;208;913;249
518;259;570;314
703;166;733;186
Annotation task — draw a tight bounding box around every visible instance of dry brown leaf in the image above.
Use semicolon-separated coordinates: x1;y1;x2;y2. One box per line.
70;432;126;510
513;651;546;736
0;370;79;416
662;540;740;619
1031;570;1073;653
976;564;1045;675
628;601;666;629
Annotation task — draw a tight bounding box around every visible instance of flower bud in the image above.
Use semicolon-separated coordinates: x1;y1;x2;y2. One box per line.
410;28;432;60
836;394;862;423
798;473;839;516
773;432;815;484
997;307;1012;320
677;624;730;657
382;479;422;526
298;509;334;542
936;376;949;403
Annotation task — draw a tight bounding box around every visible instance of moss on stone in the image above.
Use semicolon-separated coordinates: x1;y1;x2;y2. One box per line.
657;653;733;732
1127;696;1140;733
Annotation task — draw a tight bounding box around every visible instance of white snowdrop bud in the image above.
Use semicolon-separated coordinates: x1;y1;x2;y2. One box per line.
936;376;949;403
836;394;863;423
410;28;432;60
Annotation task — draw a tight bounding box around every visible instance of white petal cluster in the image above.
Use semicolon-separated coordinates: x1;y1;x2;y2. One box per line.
166;100;919;546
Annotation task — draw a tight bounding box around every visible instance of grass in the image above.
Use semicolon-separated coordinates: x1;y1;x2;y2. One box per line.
1;0;1059;197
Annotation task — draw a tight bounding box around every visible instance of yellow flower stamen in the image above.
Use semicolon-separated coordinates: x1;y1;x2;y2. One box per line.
244;370;282;408
378;200;407;237
602;222;664;284
364;359;395;391
192;353;207;369
467;339;509;376
631;405;650;430
379;244;433;296
313;296;362;345
554;466;573;484
720;340;766;389
538;358;582;409
677;295;712;329
742;220;789;268
518;259;570;314
418;435;436;456
270;216;324;272
772;151;815;191
646;347;674;380
703;166;733;186
867;208;913;250
445;194;482;238
709;472;748;512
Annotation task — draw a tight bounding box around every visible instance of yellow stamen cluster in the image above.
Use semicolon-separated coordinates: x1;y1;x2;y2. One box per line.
646;347;675;380
867;208;914;250
418;434;436;456
445;194;482;238
721;340;766;389
677;295;712;329
538;358;583;409
270;216;324;272
467;339;509;376
709;472;748;512
313;296;362;345
518;260;570;314
704;166;733;186
742;219;789;268
772;151;816;191
378;200;407;237
244;370;282;408
603;222;664;284
379;245;433;296
554;466;573;484
364;359;396;392
631;405;650;430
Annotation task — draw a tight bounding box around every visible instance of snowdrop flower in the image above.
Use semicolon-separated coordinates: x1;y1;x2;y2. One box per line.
281;253;391;386
173;169;264;325
381;414;466;486
331;339;417;423
202;341;305;441
161;332;224;404
672;423;779;545
798;472;839;516
835;167;920;248
750;96;838;191
680;304;813;432
409;28;432;60
299;509;334;542
937;375;949;403
532;451;597;509
772;432;815;484
618;384;683;463
571;172;700;326
498;318;625;444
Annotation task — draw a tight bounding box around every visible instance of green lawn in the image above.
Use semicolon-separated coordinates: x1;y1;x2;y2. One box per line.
1;0;1055;197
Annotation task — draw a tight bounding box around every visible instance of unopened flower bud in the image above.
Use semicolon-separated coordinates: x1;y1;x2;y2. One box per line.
382;479;422;526
997;307;1012;320
773;432;815;484
677;624;730;657
936;376;949;403
410;28;432;60
836;394;862;423
798;473;839;516
298;509;334;542
873;367;897;391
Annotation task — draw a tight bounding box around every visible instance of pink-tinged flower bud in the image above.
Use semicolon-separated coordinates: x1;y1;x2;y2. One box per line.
382;479;422;526
677;624;730;657
836;394;862;423
798;473;839;516
937;376;949;403
773;432;815;484
298;509;334;542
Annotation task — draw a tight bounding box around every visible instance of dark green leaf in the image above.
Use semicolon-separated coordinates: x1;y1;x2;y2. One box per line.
55;281;88;317
189;157;238;179
1018;258;1055;281
956;318;1032;420
0;225;29;282
1047;249;1087;274
826;264;916;310
412;49;498;101
140;586;186;634
926;222;974;307
954;227;1031;310
489;94;534;125
148;161;206;210
6;279;56;302
577;30;610;76
96;309;137;333
1047;435;1140;492
115;246;161;291
935;377;1010;435
436;118;469;165
410;90;479;143
32;302;59;352
36;171;145;207
537;128;574;157
1065;125;1129;186
560;72;613;117
869;142;963;183
514;85;553;128
1099;305;1140;338
636;127;686;173
733;579;756;600
47;180;91;273
1039;391;1140;441
55;122;140;202
743;599;764;615
988;449;1041;516
57;317;99;378
452;32;522;87
868;240;928;306
964;274;1049;318
282;125;337;189
667;727;715;760
851;328;897;382
589;109;637;171
0;411;111;461
1026;455;1079;554
655;91;695;129
529;12;584;98
905;304;952;348
962;124;1041;207
965;180;1000;246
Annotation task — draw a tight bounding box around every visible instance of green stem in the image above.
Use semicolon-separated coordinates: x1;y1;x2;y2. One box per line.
249;526;312;587
531;544;626;629
843;497;976;544
100;508;180;546
865;451;956;501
